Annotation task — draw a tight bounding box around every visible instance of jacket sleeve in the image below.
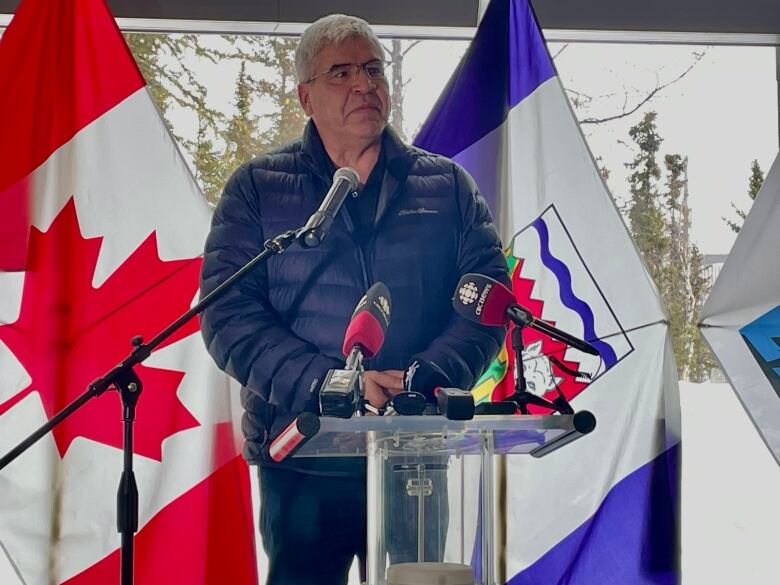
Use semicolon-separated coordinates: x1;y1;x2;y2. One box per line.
199;163;342;413
412;163;509;391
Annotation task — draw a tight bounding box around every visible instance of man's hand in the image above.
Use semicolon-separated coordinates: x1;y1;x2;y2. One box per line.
363;370;405;409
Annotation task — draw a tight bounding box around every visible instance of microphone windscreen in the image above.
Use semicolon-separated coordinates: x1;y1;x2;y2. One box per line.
390;391;427;415
342;311;384;358
452;273;514;326
268;412;321;462
334;167;360;190
342;282;391;357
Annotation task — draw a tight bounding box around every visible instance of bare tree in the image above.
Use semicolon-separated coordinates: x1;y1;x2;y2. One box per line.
567;50;708;126
378;38;707;145
382;39;421;141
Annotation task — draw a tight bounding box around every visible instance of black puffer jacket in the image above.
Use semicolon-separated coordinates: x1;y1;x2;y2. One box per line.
200;122;508;472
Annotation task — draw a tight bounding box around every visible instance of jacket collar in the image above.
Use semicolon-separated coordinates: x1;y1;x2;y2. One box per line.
376;126;414;224
300;121;333;184
300;120;414;184
300;120;415;226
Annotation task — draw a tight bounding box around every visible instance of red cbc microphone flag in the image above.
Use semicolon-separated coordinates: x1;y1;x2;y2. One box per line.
0;0;257;583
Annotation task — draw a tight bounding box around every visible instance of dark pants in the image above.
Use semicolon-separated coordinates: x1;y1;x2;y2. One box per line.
257;466;367;585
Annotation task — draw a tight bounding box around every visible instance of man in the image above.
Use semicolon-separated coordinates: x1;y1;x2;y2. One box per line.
200;14;508;585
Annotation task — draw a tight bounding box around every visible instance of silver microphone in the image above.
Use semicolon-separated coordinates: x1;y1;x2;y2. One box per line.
299;167;359;248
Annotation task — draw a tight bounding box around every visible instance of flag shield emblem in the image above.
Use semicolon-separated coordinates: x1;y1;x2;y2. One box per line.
473;204;633;408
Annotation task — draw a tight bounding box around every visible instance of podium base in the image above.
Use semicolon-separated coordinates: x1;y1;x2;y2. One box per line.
386;562;474;585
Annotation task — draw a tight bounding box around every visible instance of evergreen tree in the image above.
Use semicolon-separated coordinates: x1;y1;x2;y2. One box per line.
192;114;226;205
225;36;306;152
257;37;308;148
660;155;716;379
124;32;244;204
626;112;669;283
221;61;264;176
661;154;691;377
748;158;765;199
626;116;715;380
128;34;307;199
124;33;224;141
687;245;717;382
724;159;764;233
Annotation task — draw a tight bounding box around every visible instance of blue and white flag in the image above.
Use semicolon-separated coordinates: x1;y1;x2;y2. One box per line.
415;1;681;582
700;153;780;465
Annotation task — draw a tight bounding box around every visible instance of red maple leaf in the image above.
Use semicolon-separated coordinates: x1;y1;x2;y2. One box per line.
0;198;203;461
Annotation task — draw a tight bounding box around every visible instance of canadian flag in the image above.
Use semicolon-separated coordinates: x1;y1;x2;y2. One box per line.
0;0;257;583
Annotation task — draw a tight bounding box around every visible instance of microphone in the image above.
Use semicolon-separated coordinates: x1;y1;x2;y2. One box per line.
341;281;391;362
267;412;321;462
434;387;474;420
320;282;391;418
387;391;427;416
452;274;600;356
299;167;360;248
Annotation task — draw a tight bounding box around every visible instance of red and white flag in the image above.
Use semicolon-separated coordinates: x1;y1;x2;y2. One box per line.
0;1;258;583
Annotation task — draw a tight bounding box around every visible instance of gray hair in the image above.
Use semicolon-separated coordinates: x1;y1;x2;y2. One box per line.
295;14;385;83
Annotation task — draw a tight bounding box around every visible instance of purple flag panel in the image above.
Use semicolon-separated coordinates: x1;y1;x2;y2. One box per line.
413;1;680;583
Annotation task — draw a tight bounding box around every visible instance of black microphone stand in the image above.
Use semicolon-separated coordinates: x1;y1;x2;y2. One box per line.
503;323;578;416
0;227;305;585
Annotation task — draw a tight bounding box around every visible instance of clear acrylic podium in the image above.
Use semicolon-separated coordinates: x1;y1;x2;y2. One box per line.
294;413;593;585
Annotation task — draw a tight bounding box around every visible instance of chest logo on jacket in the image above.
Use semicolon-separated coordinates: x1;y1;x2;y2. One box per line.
398;207;439;216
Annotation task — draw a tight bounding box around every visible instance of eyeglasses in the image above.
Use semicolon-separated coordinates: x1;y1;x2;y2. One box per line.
306;60;389;85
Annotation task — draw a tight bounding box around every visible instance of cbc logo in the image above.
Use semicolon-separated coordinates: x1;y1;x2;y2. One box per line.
458;282;479;305
377;296;390;316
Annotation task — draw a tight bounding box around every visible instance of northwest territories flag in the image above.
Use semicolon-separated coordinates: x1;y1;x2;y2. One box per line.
700;153;780;465
415;0;681;582
0;0;256;583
